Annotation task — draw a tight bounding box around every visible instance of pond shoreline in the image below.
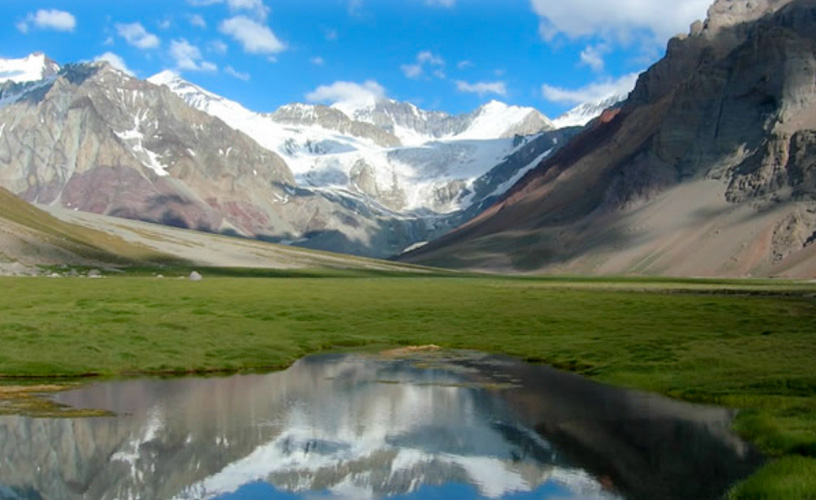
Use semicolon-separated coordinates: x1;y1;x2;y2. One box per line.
2;349;765;500
1;275;814;498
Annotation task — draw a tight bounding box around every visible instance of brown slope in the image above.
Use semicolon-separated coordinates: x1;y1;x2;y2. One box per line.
0;63;431;259
0;187;438;273
403;0;816;277
0;187;176;268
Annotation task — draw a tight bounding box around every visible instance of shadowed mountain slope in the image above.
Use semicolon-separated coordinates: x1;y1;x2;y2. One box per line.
403;0;816;278
0;187;435;274
0;187;174;269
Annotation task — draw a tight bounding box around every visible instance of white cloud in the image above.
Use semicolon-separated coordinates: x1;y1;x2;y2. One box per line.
209;39;228;54
401;64;423;79
455;80;507;97
457;60;474;70
306;80;386;114
417;51;444;67
348;0;364;16
116;22;160;49
188;0;270;20
227;0;270;20
579;44;609;72
94;52;133;76
425;0;455;6
310;57;325;66
541;73;639;104
17;9;76;33
401;51;445;80
170;39;217;72
530;0;710;44
219;16;286;54
225;66;250;81
189;14;207;28
158;18;172;30
325;29;338;41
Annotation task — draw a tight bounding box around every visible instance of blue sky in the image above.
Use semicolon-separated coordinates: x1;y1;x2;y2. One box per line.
0;0;712;118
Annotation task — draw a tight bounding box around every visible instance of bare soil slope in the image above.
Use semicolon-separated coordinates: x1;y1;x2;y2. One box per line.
403;0;816;278
0;187;431;274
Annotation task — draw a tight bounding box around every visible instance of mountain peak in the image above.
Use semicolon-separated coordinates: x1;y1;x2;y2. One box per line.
147;70;182;87
703;0;793;33
460;101;552;140
479;99;509;110
552;92;628;129
0;52;60;84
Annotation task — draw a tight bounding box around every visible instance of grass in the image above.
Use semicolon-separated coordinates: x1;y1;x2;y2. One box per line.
0;272;815;498
0;187;180;265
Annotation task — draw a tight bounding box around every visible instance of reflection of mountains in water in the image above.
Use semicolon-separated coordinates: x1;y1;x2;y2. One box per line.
0;353;760;500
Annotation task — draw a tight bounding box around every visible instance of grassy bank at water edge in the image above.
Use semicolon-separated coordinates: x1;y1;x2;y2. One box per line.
1;273;815;499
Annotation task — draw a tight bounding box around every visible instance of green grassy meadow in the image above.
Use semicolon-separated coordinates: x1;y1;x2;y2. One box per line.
1;272;815;499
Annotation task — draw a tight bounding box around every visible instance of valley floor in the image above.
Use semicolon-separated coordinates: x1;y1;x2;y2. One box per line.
0;273;815;498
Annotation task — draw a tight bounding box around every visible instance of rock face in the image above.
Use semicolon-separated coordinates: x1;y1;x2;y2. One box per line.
403;0;816;277
0;52;59;84
270;104;402;148
0;63;436;257
0;52;614;259
552;93;629;129
142;72;582;253
347;98;554;144
1;63;291;231
152;71;570;219
0;186;171;267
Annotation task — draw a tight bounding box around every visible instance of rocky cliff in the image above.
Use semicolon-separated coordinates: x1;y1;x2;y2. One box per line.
270;103;402;148
0;63;439;257
403;0;816;278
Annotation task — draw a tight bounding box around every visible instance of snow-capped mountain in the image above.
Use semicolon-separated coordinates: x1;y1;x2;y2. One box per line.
341;98;554;145
0;53;59;84
551;93;629;129
150;71;564;216
0;53;614;258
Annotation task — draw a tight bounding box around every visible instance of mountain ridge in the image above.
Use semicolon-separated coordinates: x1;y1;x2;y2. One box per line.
0;52;621;260
402;0;816;278
0;52;59;84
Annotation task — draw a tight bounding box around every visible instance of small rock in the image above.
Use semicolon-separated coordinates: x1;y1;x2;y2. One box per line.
0;262;37;277
156;274;164;279
189;271;203;282
49;273;61;278
87;269;102;278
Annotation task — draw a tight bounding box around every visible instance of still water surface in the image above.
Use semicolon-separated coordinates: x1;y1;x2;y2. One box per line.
0;351;761;500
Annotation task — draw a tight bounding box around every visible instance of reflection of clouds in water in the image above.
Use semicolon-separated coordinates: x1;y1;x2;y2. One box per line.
111;404;166;477
171;356;582;500
1;352;758;500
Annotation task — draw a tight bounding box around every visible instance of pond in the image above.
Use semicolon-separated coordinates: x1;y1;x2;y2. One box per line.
0;350;762;500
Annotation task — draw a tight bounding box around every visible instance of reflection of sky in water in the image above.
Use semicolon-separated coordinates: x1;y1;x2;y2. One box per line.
168;413;600;499
162;356;618;500
213;479;594;500
0;352;760;500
